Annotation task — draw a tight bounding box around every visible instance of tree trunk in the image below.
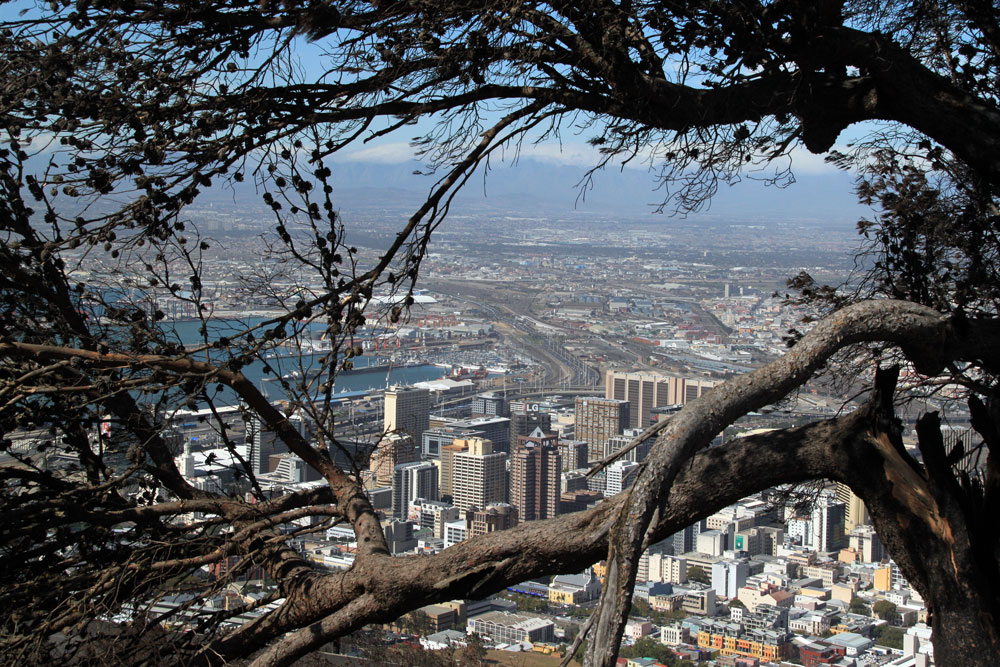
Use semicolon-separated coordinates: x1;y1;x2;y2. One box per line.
830;371;1000;666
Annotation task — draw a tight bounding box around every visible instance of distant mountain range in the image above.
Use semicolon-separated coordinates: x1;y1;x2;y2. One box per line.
314;157;869;226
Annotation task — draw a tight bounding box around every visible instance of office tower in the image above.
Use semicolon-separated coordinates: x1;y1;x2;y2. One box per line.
575;397;630;462
712;558;749;599
471;392;508;418
451;438;508;511
605;459;640;496
413;499;460;539
648;553;688;584
422;425;486;460
246;412;283;475
605;370;718;428
510;410;552;443
835;482;870;532
392;461;438;519
849;524;886;563
468;503;519;537
510;429;562;521
370;433;417;486
439;438;471;501
384;386;430;444
558;439;589;471
450;416;512;454
671;520;707;554
604;428;652;464
811;494;847;553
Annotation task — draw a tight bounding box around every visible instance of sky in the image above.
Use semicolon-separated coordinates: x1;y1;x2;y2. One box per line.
0;2;873;228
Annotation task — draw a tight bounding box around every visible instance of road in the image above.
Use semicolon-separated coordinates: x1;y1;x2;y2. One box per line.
426;279;600;387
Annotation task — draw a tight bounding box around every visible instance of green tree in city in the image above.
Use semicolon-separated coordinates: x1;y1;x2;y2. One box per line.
872;600;899;622
849;597;870;615
686;567;710;585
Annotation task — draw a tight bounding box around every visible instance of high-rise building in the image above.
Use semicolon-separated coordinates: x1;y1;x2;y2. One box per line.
510;410;552;443
671;520;707;554
413;498;460;538
370;433;417;486
711;558;749;599
605;370;718;428
246;412;284;475
422;425;486;460
575;397;630;462
849;524;885;563
557;439;589;471
450;416;512;454
384;386;430;445
439;438;471;501
835;482;870;532
471;392;508;418
392;461;438;519
811;494;847;553
468;503;519;537
451;438;508;511
604;428;652;464
510;429;562;521
648;554;688;584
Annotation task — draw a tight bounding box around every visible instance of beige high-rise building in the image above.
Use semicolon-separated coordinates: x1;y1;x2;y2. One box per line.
439;439;471;500
451;438;507;511
605;370;718;428
835;482;870;532
384;386;430;444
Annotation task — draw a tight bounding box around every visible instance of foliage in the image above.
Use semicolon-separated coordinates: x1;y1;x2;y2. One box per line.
618;636;678;665
506;592;553;614
849;597;869;615
686;566;710;585
875;624;906;650
872;600;898;622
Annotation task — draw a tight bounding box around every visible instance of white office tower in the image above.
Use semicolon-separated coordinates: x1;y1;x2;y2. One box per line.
712;558;749;599
605;460;640;496
180;440;196;479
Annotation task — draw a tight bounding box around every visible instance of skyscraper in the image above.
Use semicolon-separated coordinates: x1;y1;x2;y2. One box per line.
439;438;471;501
392;461;438;520
451;438;508;511
510;410;552;443
811;493;847;553
835;482;870;532
605;370;718;428
510;429;562;521
604;428;652;463
557;439;589;471
384;386;430;444
575;397;630;462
